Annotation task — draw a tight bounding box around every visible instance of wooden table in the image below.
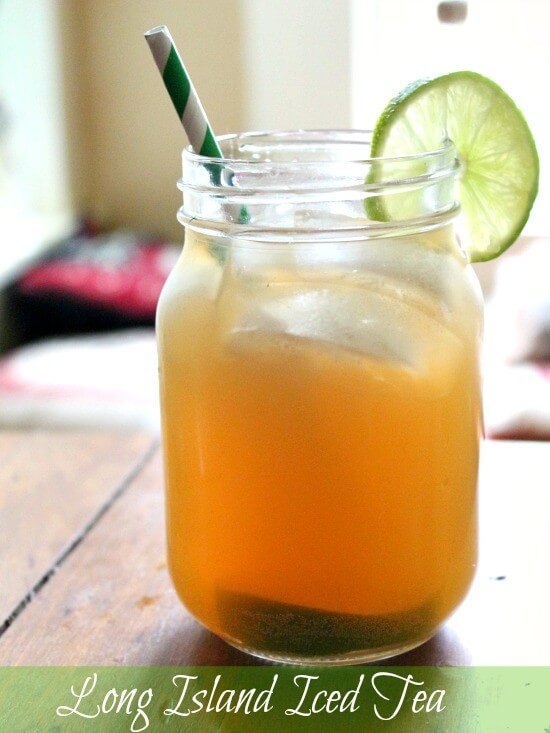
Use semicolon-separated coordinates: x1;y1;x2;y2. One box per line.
0;430;548;666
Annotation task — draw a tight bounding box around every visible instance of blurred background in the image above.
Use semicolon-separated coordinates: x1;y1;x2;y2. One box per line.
0;0;548;438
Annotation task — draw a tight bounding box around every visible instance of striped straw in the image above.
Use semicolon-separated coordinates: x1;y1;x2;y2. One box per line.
144;25;221;158
145;25;249;224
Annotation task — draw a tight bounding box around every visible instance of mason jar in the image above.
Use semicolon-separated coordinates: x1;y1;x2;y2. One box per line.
157;130;483;665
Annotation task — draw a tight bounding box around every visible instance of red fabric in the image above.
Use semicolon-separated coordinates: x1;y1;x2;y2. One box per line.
535;363;550;380
18;238;178;318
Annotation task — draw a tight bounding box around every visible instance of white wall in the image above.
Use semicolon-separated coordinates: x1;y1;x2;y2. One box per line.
241;0;352;130
58;0;247;241
0;0;71;217
2;1;355;241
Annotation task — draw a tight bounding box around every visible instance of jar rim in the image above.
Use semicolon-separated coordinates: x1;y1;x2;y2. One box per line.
182;129;456;167
179;130;459;235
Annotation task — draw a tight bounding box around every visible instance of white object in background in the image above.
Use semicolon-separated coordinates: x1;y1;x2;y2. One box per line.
484;238;550;364
483;362;550;440
0;330;159;431
482;238;550;440
0;208;76;286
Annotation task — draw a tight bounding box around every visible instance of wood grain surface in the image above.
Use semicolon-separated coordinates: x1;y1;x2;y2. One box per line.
0;433;548;666
0;430;156;632
0;447;254;666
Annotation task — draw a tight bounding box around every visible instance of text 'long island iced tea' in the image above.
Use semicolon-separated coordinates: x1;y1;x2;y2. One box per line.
157;131;483;664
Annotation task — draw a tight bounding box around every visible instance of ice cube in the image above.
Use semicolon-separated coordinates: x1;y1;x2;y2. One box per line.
227;232;467;322
225;281;462;375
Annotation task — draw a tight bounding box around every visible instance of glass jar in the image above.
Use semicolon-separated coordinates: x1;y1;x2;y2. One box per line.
157;131;483;665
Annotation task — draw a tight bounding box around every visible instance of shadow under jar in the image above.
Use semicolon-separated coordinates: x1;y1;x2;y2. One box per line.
156;130;483;665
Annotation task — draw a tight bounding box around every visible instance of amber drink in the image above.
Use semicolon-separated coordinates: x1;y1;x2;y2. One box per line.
157;131;483;664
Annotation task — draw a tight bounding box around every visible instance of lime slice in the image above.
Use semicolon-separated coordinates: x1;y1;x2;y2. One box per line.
369;71;539;262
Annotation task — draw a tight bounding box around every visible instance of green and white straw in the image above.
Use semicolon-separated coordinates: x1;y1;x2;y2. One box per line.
145;25;249;224
144;25;222;158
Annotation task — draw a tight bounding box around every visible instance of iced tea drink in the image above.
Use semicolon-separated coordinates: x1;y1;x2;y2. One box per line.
157;132;483;664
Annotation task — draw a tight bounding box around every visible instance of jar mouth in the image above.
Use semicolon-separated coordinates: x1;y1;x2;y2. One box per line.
179;130;459;235
182;129;456;167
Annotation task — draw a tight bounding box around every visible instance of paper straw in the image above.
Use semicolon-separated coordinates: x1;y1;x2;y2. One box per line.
144;25;221;158
144;25;250;224
145;25;249;224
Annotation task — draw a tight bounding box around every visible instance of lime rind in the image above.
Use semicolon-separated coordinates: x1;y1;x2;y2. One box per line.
368;71;539;262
